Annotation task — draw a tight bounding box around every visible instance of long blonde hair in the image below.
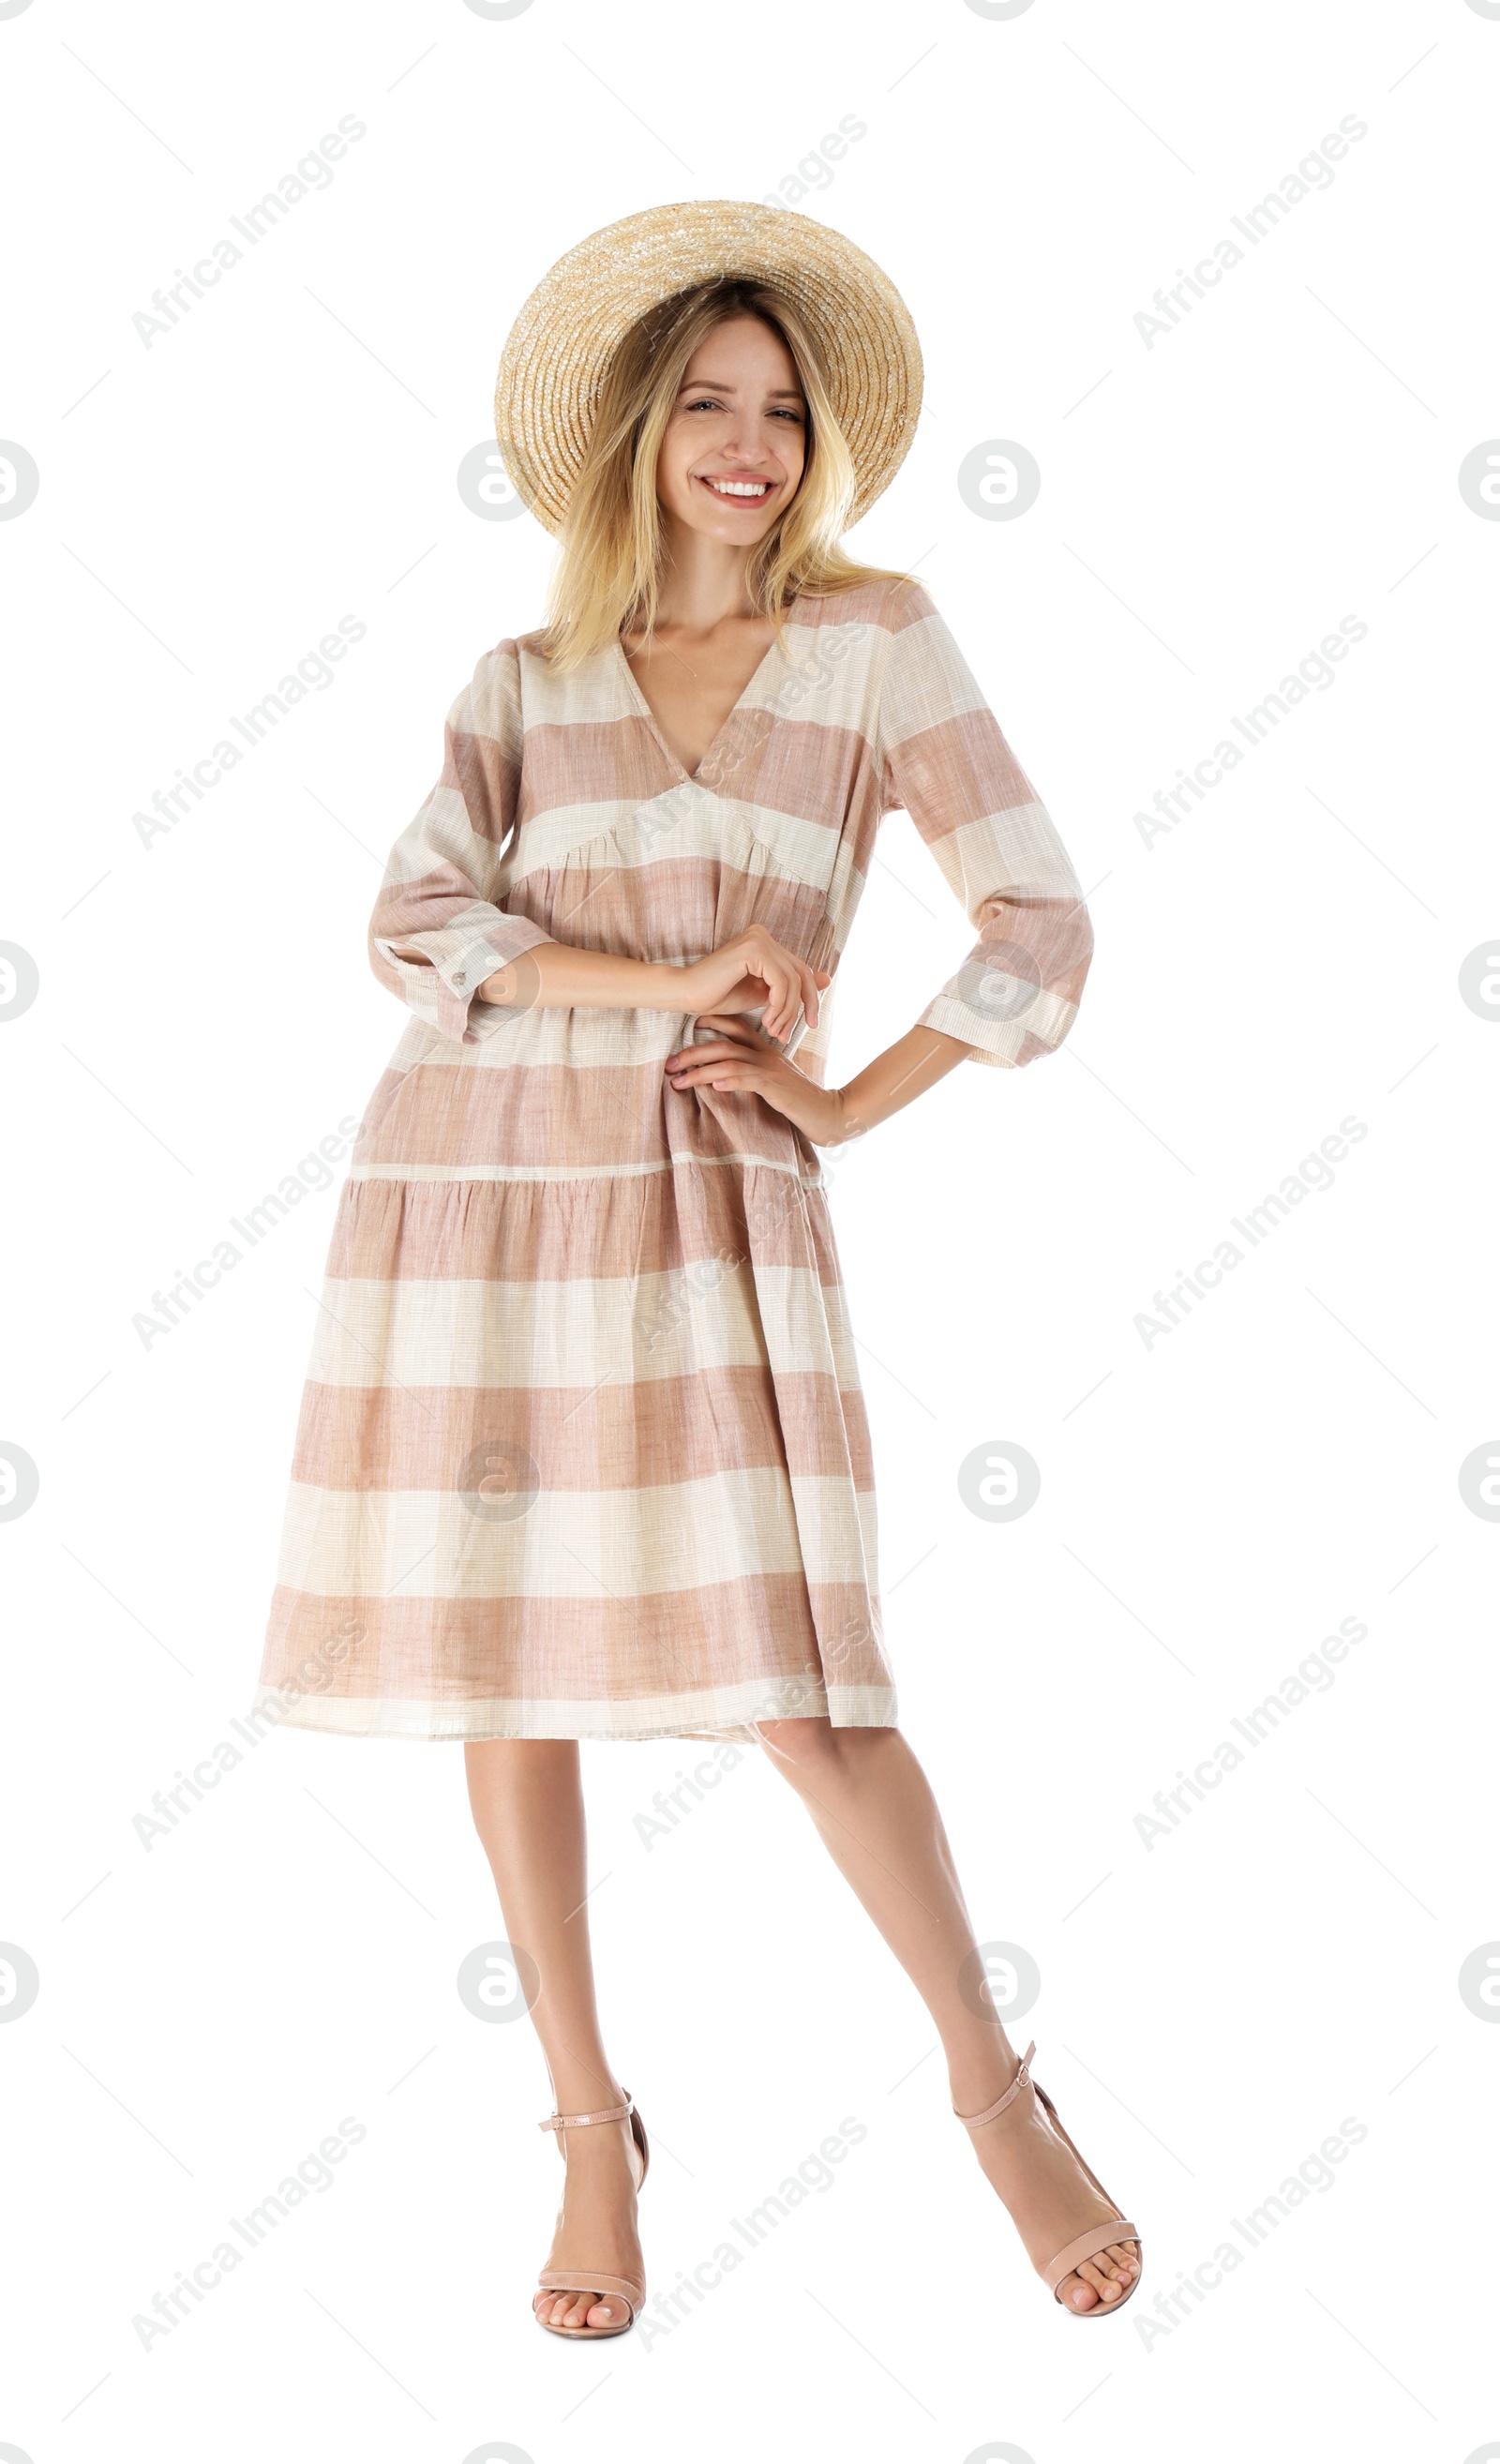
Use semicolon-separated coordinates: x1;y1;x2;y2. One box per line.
536;279;909;670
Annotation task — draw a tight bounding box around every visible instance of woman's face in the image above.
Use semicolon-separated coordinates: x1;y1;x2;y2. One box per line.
654;314;807;546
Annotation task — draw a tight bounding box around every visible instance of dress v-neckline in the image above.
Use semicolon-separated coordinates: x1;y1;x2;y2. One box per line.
614;617;790;789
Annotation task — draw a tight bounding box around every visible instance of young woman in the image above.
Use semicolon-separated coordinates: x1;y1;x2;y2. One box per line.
257;202;1140;2336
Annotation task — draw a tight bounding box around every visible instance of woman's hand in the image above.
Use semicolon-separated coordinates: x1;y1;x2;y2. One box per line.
678;925;831;1045
665;1014;857;1145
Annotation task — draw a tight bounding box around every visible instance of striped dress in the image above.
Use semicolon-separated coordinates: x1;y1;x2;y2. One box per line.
255;578;1092;1742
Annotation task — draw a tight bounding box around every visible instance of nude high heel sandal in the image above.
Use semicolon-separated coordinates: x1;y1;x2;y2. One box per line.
534;2093;650;2339
954;2041;1143;2317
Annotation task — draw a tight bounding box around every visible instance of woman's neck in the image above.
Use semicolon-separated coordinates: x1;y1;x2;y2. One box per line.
648;520;759;637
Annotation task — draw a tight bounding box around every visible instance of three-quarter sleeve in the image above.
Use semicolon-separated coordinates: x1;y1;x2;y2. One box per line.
368;640;553;1046
878;586;1093;1066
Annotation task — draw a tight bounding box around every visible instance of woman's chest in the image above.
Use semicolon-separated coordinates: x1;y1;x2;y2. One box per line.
509;630;887;903
622;621;777;782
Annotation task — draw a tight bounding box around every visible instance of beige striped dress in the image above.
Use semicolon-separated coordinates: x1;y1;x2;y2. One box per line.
255;578;1092;1742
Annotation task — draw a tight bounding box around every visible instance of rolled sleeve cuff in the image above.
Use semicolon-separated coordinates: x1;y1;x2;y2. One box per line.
375;913;554;1046
918;982;1079;1068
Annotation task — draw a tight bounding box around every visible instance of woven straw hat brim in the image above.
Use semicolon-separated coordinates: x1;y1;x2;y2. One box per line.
495;200;922;535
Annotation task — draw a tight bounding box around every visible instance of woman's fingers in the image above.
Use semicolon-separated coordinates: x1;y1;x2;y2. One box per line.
775;957;814;1040
666;1040;761;1089
751;951;795;1041
709;934;830;1041
738;931;818;1040
667;1042;752;1078
690;1014;762;1045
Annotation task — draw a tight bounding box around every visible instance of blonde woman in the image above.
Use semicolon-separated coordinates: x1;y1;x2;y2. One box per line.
258;204;1141;2336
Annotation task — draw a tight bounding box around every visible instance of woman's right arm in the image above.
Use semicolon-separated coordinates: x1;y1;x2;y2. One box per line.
369;644;825;1047
477;924;829;1046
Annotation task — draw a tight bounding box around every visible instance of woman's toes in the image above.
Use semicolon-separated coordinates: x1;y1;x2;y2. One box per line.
1106;2241;1140;2276
1079;2260;1122;2304
1059;2271;1099;2312
535;2286;628;2330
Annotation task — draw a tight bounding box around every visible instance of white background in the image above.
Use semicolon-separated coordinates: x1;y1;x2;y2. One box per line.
2;1;1497;2458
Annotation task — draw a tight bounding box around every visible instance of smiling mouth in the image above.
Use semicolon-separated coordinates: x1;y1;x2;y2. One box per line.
697;474;775;503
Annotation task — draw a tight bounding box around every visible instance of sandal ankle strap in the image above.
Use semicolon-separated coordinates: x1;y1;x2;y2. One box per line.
539;2092;634;2134
954;2042;1037;2131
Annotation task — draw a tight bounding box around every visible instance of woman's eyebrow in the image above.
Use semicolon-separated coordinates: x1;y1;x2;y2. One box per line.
676;375;805;399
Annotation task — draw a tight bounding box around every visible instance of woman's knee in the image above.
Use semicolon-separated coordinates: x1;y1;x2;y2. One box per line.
756;1714;839;1775
758;1715;899;1781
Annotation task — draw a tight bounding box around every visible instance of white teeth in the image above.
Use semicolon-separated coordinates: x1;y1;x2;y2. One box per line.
707;479;769;497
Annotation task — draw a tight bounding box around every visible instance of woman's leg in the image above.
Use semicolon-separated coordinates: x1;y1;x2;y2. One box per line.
465;1738;643;2330
756;1718;1140;2313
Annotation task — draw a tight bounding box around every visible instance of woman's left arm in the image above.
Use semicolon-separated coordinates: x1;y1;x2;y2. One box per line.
877;583;1094;1070
668;584;1095;1143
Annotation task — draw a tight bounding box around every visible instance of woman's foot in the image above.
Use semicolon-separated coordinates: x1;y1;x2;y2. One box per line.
532;2108;645;2333
952;2052;1141;2313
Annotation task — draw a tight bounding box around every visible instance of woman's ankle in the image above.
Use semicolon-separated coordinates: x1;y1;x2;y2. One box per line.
946;2036;1022;2116
545;2075;627;2119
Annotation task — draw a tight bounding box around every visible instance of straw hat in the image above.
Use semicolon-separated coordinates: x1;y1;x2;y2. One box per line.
494;200;922;535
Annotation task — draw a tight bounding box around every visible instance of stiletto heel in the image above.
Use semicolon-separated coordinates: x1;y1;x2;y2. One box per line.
533;2092;650;2338
954;2041;1143;2317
